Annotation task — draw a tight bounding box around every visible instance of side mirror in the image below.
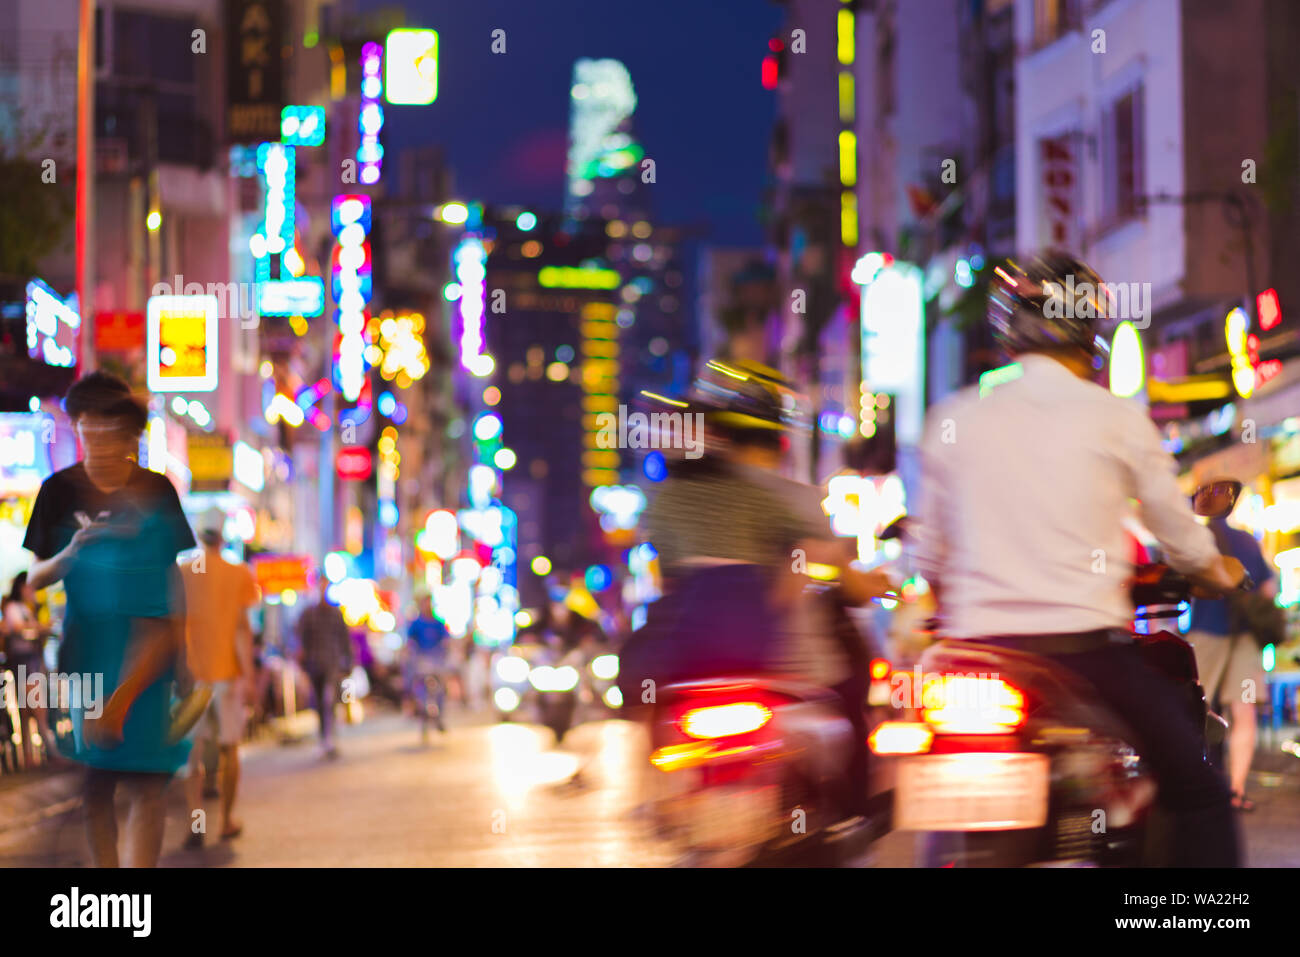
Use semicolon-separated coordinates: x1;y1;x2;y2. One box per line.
1192;479;1243;519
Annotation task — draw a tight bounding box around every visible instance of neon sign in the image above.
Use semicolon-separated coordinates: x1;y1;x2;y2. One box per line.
25;279;80;368
331;194;374;414
358;43;384;184
455;236;490;376
251;143;296;284
280;105;325;147
259;277;324;317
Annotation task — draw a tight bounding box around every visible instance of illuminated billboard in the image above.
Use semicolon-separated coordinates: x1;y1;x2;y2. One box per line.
147;294;219;392
860;262;924;445
385;29;438;105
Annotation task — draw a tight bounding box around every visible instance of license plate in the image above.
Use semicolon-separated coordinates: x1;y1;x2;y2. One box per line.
894;752;1049;831
686;785;780;848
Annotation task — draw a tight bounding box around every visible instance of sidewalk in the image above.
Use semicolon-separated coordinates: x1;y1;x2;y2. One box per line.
0;708;327;840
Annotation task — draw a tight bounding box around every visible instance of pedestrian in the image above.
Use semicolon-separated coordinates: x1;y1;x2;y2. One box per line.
1186;511;1277;811
180;507;259;848
2;571;59;768
404;592;449;730
296;576;354;758
21;371;196;867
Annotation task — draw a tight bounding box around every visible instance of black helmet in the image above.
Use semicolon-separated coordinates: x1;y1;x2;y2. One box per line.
688;359;805;434
988;251;1109;359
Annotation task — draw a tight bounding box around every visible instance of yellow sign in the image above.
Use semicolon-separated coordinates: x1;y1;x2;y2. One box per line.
147;295;219;392
187;434;233;484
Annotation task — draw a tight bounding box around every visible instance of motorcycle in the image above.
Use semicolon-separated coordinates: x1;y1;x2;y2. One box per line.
529;644;583;743
868;481;1242;867
638;572;883;867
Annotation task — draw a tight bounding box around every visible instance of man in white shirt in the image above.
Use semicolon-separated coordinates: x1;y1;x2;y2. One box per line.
912;252;1245;867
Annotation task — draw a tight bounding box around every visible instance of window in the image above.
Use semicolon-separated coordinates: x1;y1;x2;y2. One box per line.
97;10;206;167
1034;0;1083;47
1103;85;1145;224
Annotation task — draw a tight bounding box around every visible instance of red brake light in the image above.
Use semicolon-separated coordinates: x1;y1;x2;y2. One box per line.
921;675;1026;734
869;658;891;681
680;702;772;739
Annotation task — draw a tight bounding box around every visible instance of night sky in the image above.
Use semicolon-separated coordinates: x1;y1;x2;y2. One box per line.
359;0;783;247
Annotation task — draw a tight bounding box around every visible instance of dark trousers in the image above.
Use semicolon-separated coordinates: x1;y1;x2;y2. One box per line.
1039;642;1240;867
832;675;871;817
308;671;339;744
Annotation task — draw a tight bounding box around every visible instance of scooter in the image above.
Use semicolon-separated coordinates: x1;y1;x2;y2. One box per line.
530;645;583;744
639;576;882;867
869;481;1243;867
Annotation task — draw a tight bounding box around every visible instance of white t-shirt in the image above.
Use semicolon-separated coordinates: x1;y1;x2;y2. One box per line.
911;354;1219;639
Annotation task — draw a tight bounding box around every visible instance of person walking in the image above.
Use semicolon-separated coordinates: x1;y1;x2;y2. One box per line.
21;371;195;867
180;507;258;848
297;577;353;758
1186;512;1277;811
2;572;59;768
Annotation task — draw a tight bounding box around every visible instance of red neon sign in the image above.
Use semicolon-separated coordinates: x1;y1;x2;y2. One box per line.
1257;288;1281;331
336;446;373;481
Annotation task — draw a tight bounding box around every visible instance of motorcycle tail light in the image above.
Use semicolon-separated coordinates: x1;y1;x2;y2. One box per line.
649;741;755;772
679;702;772;739
868;721;933;755
922;675;1026;734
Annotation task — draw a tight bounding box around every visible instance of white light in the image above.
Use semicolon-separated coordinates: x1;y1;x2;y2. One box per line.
474;414;502;441
323;553;347;582
440;202;469;224
591;654;619;680
603;686;622;708
233;441;265;492
1109;321;1145;398
171;396;187;414
495;656;531;684
494;687;521;712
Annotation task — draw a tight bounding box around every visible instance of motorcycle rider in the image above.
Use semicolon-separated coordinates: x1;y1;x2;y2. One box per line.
911;251;1247;867
624;359;893;816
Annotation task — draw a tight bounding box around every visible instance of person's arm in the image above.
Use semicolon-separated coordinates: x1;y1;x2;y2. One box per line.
1125;408;1242;591
27;522;116;592
793;537;893;604
910;405;953;601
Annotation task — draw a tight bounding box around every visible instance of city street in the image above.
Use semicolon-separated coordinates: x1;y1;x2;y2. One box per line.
3;705;1299;868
